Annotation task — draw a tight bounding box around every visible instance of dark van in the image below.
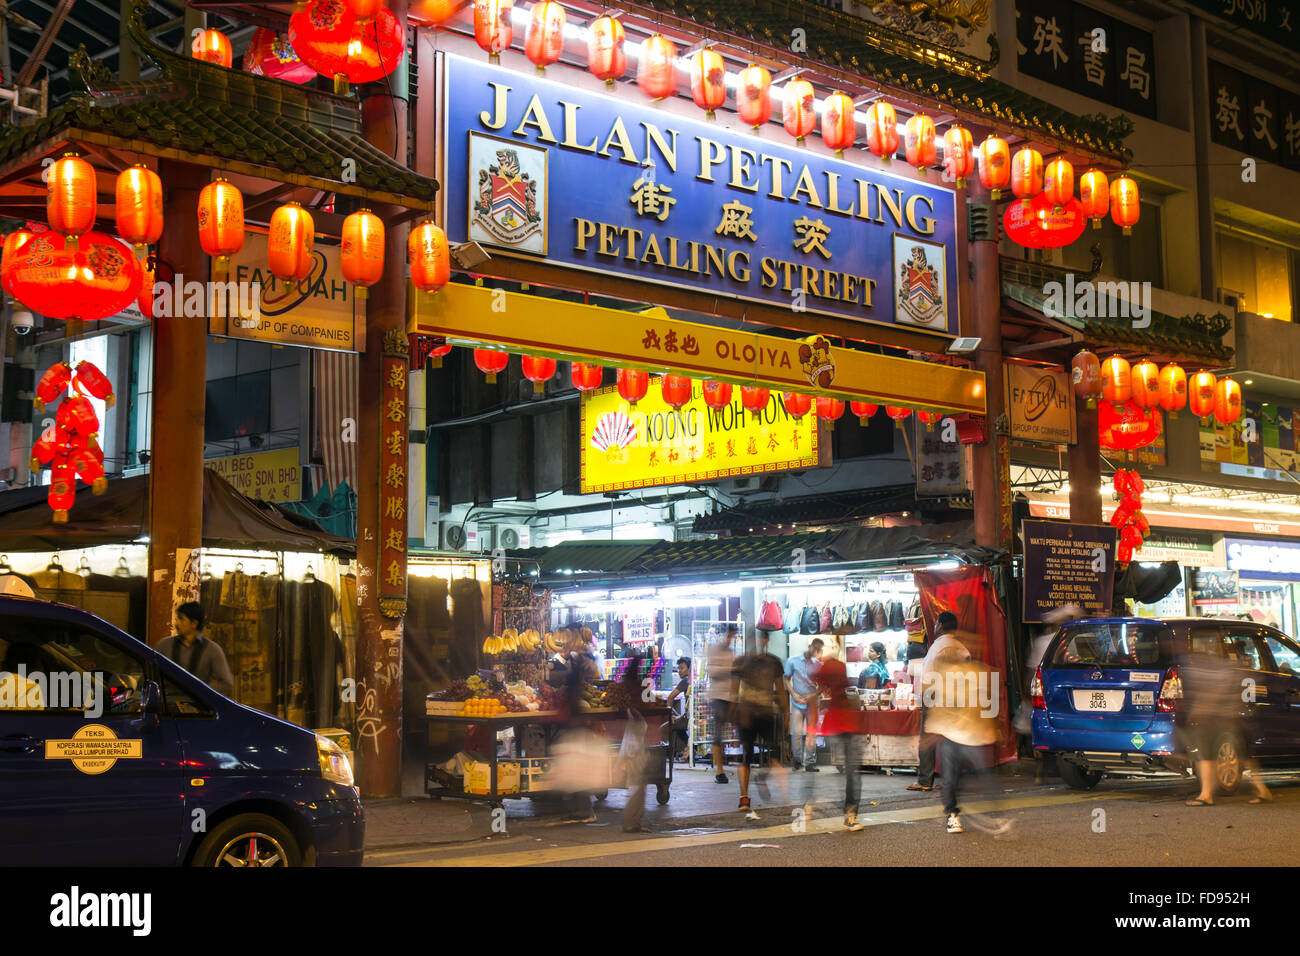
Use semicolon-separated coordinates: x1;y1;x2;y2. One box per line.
0;595;363;866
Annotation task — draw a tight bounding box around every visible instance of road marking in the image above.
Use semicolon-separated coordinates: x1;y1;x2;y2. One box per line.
378;789;1139;867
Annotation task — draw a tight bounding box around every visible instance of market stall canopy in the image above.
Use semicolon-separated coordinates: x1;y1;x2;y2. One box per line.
0;470;354;555
822;521;999;565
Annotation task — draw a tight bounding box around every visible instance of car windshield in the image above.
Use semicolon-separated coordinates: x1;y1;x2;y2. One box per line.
1048;621;1173;668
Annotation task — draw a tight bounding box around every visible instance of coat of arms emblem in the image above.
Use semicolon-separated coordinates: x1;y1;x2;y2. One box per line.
471;145;545;249
897;243;946;327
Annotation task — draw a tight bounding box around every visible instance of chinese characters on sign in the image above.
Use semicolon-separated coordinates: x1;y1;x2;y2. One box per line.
1209;60;1300;170
1016;0;1156;120
378;329;409;618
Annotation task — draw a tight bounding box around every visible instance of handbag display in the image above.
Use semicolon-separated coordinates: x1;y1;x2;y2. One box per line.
757;599;784;632
819;603;833;634
870;600;887;632
800;605;820;635
854;602;871;632
784;600;799;634
887;601;905;631
832;603;852;634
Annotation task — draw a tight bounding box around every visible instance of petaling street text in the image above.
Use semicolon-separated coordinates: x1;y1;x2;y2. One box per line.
574;217;878;307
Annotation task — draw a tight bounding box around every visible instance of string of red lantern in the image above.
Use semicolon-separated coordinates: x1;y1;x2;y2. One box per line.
30;361;114;521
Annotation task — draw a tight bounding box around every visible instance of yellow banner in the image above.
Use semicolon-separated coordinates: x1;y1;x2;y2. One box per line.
581;376;821;493
412;283;985;414
204;448;302;503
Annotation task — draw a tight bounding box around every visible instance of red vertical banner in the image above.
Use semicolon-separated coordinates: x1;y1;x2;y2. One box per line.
995;428;1013;552
378;328;409;618
914;565;1016;764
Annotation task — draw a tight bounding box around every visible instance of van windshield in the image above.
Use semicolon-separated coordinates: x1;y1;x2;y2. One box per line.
1048;621;1173;669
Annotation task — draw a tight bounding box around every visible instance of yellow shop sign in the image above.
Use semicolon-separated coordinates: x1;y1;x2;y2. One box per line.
204;448;301;503
581;376;824;493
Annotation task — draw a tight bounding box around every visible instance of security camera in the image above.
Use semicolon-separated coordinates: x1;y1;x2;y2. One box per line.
10;307;33;335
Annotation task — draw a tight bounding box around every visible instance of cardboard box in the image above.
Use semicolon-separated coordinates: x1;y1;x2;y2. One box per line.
465;760;520;795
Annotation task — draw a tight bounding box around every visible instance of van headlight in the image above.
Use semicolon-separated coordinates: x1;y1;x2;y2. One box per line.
316;734;355;787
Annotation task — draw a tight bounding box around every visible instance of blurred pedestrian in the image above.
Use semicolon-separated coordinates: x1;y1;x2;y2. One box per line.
785;637;824;772
665;656;691;761
907;611;968;792
619;658;657;832
1178;645;1271;806
805;642;867;830
925;653;1005;835
707;627;738;783
734;630;788;819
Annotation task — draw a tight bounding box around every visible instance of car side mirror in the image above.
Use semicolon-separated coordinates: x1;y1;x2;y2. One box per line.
138;680;162;732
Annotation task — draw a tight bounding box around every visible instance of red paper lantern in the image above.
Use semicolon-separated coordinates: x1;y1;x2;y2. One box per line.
1;227;35;296
1003;194;1086;249
1130;360;1160;410
942;126;974;187
34;362;71;413
1120;523;1144;553
346;0;385;22
474;348;509;383
1111;175;1140;234
1215;377;1242;424
1158;364;1186;417
413;0;465;22
69;440;106;494
782;77;816;144
571;362;603;392
1079;168;1109;228
525;1;565;73
1043;158;1074;211
46;154;97;252
473;0;513;61
197;178;244;282
918;410;943;431
849;401;877;424
243;27;318;83
702;381;732;409
289;0;406;84
57;395;99;437
30;423;68;472
340;208;384;298
617;367;649;406
782;392;811;420
736;65;771;129
587;15;625;86
409;220;450;294
885;406;912;424
428;341;453;369
740;386;770;413
115;165;163;259
690;48;726;118
268;202;315;283
815;397;844;422
1011;148;1043;199
865;102;899;160
5;231;142;322
74;360;115;406
977;136;1010;198
1072;351;1102;409
48;460;77;524
1101;355;1131;408
661;373;692;410
821;92;856;156
521;355;557;393
904;114;936;173
1098;400;1161;450
1189;370;1217;419
638;35;677;100
191;29;232;68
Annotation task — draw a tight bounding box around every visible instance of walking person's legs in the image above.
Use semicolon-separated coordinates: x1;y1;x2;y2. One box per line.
938;737;966;831
710;698;730;782
841;734;865;829
789;706;806;769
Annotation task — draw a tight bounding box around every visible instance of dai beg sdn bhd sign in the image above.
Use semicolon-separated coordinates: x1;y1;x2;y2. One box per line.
438;53;959;335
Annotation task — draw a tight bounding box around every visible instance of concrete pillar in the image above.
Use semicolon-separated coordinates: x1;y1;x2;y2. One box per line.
967;180;1009;550
145;161;209;647
354;0;409;796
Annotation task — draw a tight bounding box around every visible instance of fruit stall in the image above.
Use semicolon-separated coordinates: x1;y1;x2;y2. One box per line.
424;667;674;808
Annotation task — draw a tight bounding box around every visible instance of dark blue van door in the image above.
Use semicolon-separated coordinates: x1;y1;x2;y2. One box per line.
0;615;187;866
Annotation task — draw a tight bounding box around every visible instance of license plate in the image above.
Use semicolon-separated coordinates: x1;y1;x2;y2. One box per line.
1072;689;1126;712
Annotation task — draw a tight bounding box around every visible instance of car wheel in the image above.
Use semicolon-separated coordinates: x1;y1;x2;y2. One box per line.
1058;759;1103;790
193;813;302;868
1214;735;1243;796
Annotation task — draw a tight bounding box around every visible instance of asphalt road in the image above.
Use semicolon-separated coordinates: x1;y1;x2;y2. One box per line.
366;771;1300;867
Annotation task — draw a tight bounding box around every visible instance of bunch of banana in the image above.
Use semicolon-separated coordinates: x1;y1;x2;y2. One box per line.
515;629;542;652
544;628;568;654
481;635;498;655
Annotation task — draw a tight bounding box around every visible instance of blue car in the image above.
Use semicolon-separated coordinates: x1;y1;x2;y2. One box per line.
1031;616;1300;793
0;595;363;866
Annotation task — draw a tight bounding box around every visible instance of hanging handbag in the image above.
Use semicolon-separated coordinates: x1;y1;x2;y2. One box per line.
819;603;833;634
888;601;905;631
870;600;887;632
757;600;784;632
832;603;851;634
800;605;820;635
784;599;799;634
854;602;872;632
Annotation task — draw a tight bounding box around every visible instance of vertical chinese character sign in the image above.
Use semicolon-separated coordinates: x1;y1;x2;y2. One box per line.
379;328;409;618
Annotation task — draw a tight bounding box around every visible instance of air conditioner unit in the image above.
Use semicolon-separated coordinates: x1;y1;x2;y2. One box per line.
1217;288;1245;311
491;525;531;551
731;476;760;494
441;521;481;552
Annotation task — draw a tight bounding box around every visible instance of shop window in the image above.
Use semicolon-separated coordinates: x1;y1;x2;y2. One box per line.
1060;201;1163;287
1216;230;1294;321
1258;634;1300;676
0;620;146;716
204;370;271;443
